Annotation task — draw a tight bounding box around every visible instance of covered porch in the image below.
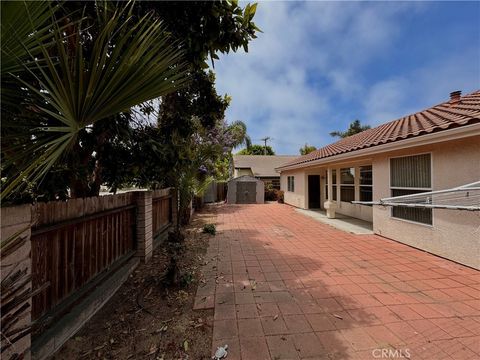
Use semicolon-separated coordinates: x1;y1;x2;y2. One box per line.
296;208;373;234
304;161;373;223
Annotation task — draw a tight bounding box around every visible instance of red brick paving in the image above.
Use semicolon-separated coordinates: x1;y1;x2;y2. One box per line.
198;204;480;360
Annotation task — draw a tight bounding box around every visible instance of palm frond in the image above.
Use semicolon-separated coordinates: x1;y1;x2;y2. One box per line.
2;3;190;200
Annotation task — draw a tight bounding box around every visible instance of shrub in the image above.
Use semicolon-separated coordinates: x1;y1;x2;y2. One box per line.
277;190;284;203
203;223;216;235
264;184;279;201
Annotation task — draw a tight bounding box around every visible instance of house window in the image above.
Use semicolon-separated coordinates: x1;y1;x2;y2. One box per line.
287;176;295;192
359;166;373;202
340;167;355;202
390;154;432;225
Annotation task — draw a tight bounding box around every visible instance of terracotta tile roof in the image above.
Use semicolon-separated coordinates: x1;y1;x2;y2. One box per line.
280;90;480;169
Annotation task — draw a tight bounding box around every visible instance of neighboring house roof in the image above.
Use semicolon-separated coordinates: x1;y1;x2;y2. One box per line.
233;155;298;177
279;90;480;170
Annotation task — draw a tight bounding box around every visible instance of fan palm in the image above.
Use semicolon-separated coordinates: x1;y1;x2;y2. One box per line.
228;120;252;149
1;2;190;199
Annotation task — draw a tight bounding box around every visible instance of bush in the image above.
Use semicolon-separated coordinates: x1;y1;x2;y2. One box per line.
203;223;216;235
264;184;279;201
277;190;284;203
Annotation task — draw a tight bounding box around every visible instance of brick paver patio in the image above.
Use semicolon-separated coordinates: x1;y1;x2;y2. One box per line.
194;204;479;360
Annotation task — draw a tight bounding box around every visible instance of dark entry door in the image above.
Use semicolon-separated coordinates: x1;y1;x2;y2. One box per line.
236;182;257;204
308;175;321;208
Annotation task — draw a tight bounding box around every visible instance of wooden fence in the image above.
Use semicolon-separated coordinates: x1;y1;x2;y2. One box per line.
216;182;227;202
30;193;137;321
152;189;173;237
2;189;177;358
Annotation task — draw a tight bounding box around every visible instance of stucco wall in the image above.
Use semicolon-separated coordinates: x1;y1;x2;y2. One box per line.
1;205;32;359
336;201;373;222
372;136;480;269
281;169;307;208
281;165;373;222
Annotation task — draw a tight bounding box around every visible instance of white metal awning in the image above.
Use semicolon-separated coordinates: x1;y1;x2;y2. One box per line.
353;181;480;211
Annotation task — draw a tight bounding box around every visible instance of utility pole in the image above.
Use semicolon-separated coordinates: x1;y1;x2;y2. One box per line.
260;136;271;155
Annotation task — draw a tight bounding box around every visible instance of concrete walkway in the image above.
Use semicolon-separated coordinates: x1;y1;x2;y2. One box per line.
295;208;374;235
194;204;479;360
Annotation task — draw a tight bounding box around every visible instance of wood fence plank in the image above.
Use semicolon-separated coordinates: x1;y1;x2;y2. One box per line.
31;198;139;320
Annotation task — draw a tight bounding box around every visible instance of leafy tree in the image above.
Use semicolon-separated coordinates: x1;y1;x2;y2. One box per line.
1;1;189;200
300;143;317;155
237;145;275;155
228;120;252;149
330;120;371;138
1;1;260;202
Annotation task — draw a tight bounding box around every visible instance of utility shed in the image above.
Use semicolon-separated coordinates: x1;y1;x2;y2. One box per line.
227;176;264;204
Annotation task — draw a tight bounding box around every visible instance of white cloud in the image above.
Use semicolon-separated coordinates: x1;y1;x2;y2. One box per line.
214;1;479;154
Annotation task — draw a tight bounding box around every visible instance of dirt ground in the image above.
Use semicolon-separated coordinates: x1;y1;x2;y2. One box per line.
54;207;217;360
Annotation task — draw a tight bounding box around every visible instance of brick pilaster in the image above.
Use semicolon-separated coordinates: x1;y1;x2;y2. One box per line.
135;191;153;262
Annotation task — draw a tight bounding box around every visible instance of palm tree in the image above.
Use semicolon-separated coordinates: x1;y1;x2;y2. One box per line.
1;2;190;200
227;120;252;149
330;120;371;138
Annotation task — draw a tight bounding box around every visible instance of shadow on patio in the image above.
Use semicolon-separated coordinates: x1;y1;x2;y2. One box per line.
195;203;479;360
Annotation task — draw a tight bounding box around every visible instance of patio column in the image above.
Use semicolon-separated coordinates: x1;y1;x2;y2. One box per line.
354;166;360;201
324;167;337;218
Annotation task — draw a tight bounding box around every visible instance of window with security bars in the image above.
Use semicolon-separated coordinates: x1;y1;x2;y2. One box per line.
390;154;432;225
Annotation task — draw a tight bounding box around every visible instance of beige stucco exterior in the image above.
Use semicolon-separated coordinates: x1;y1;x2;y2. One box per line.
281;160;374;222
280;133;480;269
372;136;480;269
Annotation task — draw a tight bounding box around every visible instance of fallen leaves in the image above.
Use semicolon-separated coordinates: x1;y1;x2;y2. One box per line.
148;344;158;355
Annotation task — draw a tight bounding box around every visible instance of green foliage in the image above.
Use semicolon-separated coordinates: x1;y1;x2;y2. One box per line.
203;223;217;235
237;144;275;155
1;2;189;200
228;120;252;149
138;1;260;68
330;120;371;138
1;1;260;204
299;143;317;155
180;271;196;287
264;184;280;201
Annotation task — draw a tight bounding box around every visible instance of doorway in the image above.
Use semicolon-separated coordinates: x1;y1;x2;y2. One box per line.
236;181;257;204
308;175;321;209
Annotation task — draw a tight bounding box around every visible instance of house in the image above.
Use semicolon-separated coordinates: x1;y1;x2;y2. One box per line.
232;155;297;189
277;90;480;269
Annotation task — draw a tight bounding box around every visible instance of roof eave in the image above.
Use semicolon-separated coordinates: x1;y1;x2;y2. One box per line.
276;123;480;172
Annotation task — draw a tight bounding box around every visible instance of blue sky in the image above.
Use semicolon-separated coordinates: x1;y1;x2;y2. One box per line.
214;1;480;154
